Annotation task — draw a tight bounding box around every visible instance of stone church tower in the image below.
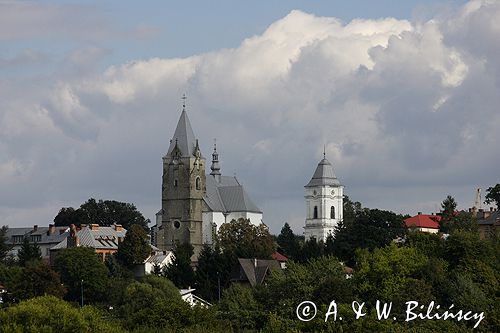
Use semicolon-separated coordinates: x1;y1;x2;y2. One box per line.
159;105;206;259
304;152;344;242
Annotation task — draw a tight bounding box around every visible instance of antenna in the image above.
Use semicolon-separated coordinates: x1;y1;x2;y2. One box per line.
323;144;326;158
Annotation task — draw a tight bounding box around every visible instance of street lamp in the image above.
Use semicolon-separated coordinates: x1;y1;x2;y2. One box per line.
80;279;84;307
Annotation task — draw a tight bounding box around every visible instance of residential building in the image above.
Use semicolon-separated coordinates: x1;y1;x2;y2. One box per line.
404;213;441;234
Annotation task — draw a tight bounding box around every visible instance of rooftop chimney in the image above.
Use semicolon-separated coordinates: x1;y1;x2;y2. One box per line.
90;224;99;231
48;224;55;235
114;224;123;232
417;212;422;215
33;225;38;231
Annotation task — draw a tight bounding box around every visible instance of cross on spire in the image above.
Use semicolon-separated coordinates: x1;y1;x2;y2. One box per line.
323;144;326;158
181;93;187;110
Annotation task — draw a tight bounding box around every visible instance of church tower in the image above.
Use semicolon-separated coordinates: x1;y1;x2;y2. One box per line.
160;100;206;259
304;152;343;242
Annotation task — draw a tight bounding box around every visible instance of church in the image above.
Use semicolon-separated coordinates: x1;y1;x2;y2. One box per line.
153;103;263;258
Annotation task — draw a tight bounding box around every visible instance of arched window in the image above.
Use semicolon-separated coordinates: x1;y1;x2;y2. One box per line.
330;206;335;219
195;176;201;190
174;179;178;187
313;206;318;219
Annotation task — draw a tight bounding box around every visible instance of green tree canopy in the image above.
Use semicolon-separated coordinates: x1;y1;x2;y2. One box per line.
218;218;276;260
485;184;500;209
332;208;406;265
11;262;66;300
0;295;124;333
54;198;150;230
276;222;300;259
115;224;151;267
54;247;109;304
0;226;11;263
164;242;195;289
195;244;233;302
441;195;457;220
17;237;41;266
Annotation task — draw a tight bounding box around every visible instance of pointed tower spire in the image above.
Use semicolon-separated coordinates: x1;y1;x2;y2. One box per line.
210;139;221;182
166;96;202;158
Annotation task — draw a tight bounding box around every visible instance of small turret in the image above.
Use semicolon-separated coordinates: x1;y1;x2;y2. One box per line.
210;140;221;182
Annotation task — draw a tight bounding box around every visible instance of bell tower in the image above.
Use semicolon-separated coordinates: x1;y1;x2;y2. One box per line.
304;151;343;242
160;97;206;260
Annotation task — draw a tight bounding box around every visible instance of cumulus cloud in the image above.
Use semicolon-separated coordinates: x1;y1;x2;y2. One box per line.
1;1;499;233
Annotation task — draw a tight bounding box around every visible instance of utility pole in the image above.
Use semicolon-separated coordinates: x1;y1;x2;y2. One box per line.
81;279;84;307
217;271;221;302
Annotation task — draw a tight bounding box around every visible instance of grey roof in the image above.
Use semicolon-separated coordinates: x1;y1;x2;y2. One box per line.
166;110;202;158
477;211;500;225
5;226;69;245
51;225;127;251
204;175;262;214
145;252;173;265
305;158;341;187
233;259;281;286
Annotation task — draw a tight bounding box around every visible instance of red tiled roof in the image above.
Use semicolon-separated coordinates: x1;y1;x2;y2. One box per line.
404;214;440;229
272;252;288;262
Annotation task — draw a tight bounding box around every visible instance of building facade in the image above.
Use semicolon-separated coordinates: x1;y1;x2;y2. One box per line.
304;154;344;242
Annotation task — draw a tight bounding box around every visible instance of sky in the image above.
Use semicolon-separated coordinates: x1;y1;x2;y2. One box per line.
1;0;499;234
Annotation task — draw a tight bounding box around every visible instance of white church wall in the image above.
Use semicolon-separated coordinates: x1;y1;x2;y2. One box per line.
202;211;225;245
226;212;262;226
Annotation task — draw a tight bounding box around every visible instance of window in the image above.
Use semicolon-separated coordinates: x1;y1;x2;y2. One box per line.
313;206;318;219
195;177;201;190
173;220;181;229
12;235;24;243
30;235;41;243
330;206;335;219
174;179;178;187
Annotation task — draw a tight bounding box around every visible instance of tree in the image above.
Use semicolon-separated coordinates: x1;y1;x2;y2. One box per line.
163;242;195;289
0;226;10;263
276;222;300;259
0;295;125;333
441;195;457;221
12;262;66;300
54;198;150;230
218;218;276;260
218;283;264;330
332;208;406;265
17;237;41;266
195;244;233;302
54;247;109;304
116;224;151;267
485;184;500;209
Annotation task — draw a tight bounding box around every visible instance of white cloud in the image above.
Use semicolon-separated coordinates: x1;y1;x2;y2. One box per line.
1;1;500;232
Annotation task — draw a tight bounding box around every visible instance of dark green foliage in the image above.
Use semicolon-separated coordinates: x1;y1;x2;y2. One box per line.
163;242;195;289
195;244;232;302
0;226;10;263
277;222;300;259
12;262;66;300
54;198;150;230
17;237;41;266
297;238;324;262
332;208;406;265
485;184;500;209
0;295;125;333
218;218;276;260
440;195;457;224
116;224;151;267
54;247;109;304
218;283;264;330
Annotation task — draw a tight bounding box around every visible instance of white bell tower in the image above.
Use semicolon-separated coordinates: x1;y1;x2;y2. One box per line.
304;152;343;242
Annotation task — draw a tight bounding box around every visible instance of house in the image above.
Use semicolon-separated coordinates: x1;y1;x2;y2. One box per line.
476;208;499;239
5;224;69;260
231;258;282;287
179;288;211;307
404;213;441;234
271;251;288;269
50;224;126;263
133;250;175;277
